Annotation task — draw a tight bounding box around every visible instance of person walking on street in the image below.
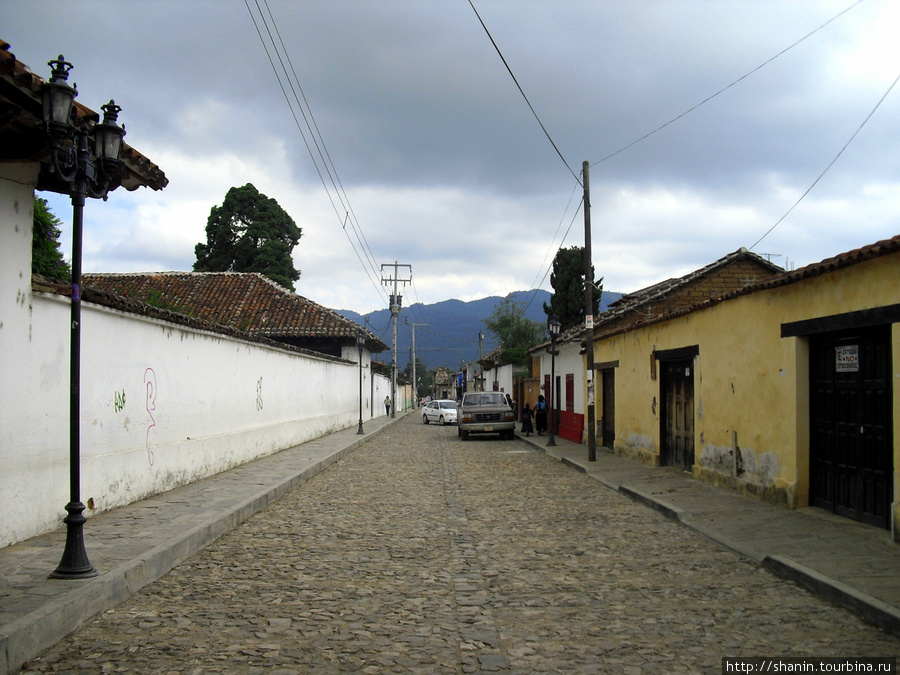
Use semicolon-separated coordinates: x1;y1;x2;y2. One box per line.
535;395;548;435
521;403;534;436
384;395;391;416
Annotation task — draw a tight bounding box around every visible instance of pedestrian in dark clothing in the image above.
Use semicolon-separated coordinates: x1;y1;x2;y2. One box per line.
521;403;534;436
534;395;548;435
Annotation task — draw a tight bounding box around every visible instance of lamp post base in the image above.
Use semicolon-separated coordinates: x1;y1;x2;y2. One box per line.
357;421;365;435
50;501;99;579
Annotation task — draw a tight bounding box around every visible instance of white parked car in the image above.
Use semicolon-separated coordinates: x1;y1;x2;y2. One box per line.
422;399;458;426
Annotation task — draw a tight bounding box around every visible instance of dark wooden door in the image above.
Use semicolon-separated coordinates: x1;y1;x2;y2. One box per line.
810;326;892;529
601;369;615;449
661;359;694;471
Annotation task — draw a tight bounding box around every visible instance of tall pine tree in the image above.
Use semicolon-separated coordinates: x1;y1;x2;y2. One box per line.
543;246;602;331
194;184;302;291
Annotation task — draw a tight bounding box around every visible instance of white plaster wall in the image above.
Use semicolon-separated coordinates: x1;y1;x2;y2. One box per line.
495;364;518;399
558;341;586;411
0;165;44;548
536;339;585;410
372;369;391;417
0;166;40;420
2;288;391;548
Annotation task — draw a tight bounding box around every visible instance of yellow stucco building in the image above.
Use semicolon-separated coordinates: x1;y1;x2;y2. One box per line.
590;236;899;538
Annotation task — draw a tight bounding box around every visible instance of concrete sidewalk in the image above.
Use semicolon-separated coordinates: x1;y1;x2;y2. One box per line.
0;413;403;675
514;428;900;639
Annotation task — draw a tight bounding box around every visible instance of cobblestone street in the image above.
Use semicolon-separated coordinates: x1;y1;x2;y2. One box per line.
28;415;899;673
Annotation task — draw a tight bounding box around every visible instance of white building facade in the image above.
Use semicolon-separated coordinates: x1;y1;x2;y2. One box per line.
1;165;390;548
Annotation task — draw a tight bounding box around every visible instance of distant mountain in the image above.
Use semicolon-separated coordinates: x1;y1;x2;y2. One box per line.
335;289;622;371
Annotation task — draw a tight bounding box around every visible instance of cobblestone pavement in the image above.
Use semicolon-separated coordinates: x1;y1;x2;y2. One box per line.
27;415;899;673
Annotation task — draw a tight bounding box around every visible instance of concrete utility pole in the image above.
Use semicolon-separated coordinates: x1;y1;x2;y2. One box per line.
411;322;427;404
381;262;411;417
583;161;597;462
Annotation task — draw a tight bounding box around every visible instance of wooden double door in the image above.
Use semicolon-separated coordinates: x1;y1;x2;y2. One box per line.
660;358;695;472
810;326;892;529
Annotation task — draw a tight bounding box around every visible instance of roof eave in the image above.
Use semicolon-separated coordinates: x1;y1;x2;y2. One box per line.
0;41;167;194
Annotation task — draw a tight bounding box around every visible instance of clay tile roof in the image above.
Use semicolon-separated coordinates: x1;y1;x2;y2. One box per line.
591;234;900;340
530;247;783;352
81;272;387;352
605;247;782;314
478;345;504;367
742;233;900;291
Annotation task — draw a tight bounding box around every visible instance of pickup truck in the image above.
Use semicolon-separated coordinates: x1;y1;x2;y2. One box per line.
457;391;516;440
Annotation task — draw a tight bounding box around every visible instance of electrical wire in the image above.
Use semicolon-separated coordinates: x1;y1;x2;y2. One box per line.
468;0;581;186
261;0;381;278
518;0;869;327
749;70;900;251
527;183;582;294
265;4;383;285
590;0;865;168
467;0;862;327
517;195;584;324
259;0;386;297
253;1;871;362
469;0;864;358
245;0;388;306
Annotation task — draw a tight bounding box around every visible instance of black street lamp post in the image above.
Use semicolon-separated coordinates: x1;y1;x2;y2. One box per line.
357;330;366;435
42;55;126;579
546;316;560;448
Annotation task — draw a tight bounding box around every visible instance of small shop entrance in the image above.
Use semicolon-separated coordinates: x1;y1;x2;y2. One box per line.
810;326;892;529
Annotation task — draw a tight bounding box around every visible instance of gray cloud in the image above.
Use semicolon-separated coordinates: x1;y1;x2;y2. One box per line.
6;0;898;314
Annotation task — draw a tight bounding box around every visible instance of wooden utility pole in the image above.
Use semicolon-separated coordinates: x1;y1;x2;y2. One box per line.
381;262;411;417
583;161;597;461
478;331;484;391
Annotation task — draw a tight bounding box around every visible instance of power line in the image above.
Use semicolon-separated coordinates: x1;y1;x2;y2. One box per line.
518;194;584;323
749;69;900;251
470;0;861;324
258;0;385;292
263;5;382;282
528;185;583;294
591;0;865;168
472;1;865;352
468;0;581;186
244;0;388;305
478;0;864;336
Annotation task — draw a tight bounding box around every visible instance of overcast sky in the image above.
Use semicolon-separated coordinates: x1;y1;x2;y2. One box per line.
5;0;898;314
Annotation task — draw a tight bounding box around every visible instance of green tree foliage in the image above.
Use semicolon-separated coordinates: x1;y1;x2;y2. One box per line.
32;197;71;281
483;296;542;365
194;183;302;291
543;246;602;331
404;357;431;398
418;368;435;399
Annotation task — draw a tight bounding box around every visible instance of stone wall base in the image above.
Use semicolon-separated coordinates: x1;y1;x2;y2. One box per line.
693;465;794;509
613;443;659;467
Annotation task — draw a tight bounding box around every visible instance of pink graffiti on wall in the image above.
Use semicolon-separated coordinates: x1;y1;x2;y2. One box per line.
144;367;157;466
